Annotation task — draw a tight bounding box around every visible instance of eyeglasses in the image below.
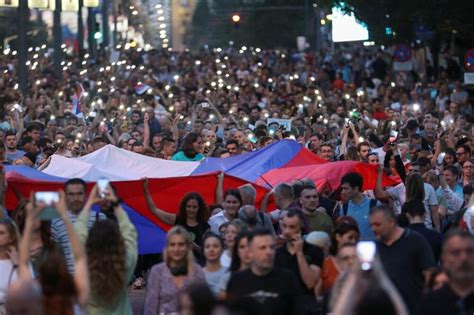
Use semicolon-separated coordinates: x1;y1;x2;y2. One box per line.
456;152;465;156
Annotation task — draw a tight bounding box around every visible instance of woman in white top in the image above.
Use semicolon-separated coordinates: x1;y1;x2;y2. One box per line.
220;220;245;268
202;233;227;295
0;218;20;313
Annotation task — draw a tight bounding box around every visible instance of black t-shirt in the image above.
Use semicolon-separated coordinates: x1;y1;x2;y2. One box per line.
377;229;436;313
174;220;209;248
408;223;443;262
418;284;474;315
227;268;299;315
274;241;324;295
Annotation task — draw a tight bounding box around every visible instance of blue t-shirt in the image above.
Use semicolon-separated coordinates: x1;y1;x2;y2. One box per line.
436;184;463;212
345;196;379;241
6;150;25;162
171;151;204;161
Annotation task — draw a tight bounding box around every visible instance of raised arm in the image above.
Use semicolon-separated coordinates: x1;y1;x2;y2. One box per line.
339;124;350;158
349;123;360;146
260;190;273;214
142;178;176;225
0;169;7;219
143;113;150;148
56;190;89;307
215;172;224;205
18;201;37;280
375;164;392;200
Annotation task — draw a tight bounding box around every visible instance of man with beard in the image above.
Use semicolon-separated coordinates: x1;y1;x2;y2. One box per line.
369;205;435;313
51;178;106;272
418;230;474;314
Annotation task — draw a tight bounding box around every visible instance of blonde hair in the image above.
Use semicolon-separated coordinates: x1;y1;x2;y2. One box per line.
164;226;195;275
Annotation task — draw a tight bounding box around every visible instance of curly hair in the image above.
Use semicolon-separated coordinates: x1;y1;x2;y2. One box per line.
86;220;126;307
176;192;209;226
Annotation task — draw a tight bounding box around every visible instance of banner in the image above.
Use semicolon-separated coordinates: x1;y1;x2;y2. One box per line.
83;0;98;7
0;0;19;8
61;0;78;11
267;118;292;131
29;0;48;8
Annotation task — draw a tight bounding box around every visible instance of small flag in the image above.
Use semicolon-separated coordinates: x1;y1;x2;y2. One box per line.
135;83;151;95
72;83;84;118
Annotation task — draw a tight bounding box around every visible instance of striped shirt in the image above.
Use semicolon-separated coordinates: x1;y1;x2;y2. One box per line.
51;211;106;273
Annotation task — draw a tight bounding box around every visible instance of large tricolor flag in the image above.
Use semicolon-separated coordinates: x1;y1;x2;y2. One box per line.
6;140;398;253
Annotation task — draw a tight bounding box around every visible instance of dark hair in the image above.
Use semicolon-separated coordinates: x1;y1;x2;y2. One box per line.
329;217;360;255
354;275;398;315
5;130;16;138
292;180;304;199
444;147;457;164
463;184;472;196
160;137;175;150
357;142;371;151
369;204;397;221
176;192;209;226
402;199;425;218
181;132;201;158
64;178;86;191
212;148;229;157
202;232;224;250
341;172;363;191
86;220;126;307
456;144;471;155
38;250;76;315
226;139;239;147
131;141;144;149
181;283;216;315
247;227;273;244
274;183;294;200
442;229;474;254
229;232;250;272
444;165;460;177
405;173;425;201
21;136;34;146
284;209;307;233
223;189;243;206
92;136;106;145
26;123;42;132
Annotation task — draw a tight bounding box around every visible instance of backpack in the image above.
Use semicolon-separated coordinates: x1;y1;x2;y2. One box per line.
341;199;378;216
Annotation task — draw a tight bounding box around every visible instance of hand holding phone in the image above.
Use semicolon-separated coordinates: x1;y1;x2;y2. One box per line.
436;152;446;166
35;191;60;221
97;178;110;198
357;241;376;270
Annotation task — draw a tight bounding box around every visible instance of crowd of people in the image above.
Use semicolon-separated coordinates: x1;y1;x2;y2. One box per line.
0;40;473;315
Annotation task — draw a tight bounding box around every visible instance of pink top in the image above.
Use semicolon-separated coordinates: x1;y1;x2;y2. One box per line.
144;262;205;315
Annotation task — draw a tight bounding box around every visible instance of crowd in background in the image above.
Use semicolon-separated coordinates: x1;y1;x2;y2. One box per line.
0;41;472;314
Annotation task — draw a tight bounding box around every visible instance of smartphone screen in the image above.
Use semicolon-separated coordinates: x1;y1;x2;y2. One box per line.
97;178;110;197
389;130;398;143
35;192;60;221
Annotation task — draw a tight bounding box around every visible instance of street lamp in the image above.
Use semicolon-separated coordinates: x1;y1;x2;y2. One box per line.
231;13;241;29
